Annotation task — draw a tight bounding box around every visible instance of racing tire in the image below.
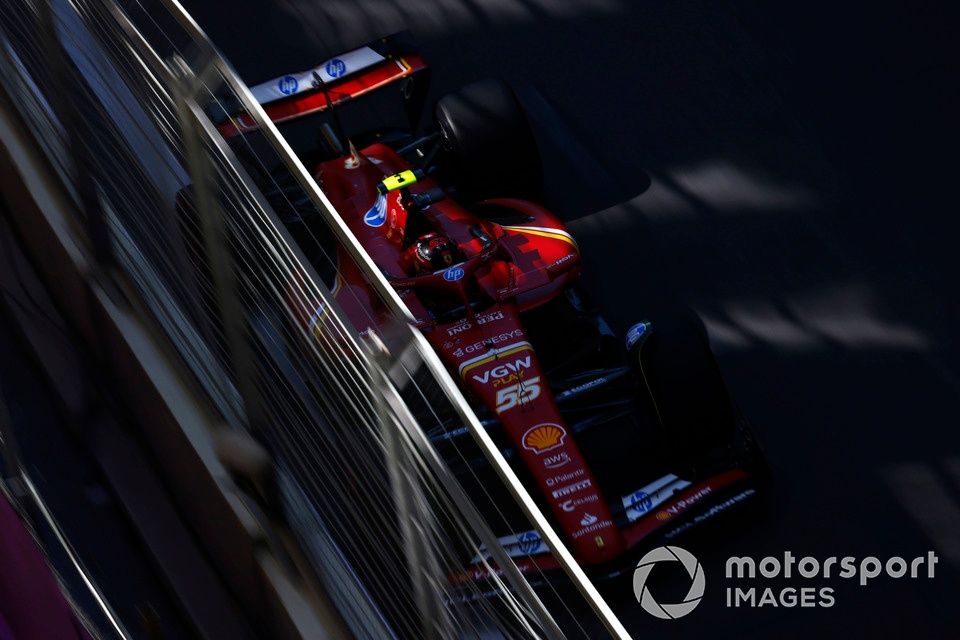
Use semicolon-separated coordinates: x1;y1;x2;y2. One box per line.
629;307;737;458
435;79;542;199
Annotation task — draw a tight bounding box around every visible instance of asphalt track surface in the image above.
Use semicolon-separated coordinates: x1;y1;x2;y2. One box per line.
181;1;960;637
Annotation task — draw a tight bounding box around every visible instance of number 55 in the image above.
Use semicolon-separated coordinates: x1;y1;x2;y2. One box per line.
495;377;541;413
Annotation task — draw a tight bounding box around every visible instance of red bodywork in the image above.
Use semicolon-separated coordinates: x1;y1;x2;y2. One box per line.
313;144;629;564
262;44;758;572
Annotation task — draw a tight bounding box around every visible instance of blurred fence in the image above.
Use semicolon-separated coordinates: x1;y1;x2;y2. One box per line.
0;0;631;638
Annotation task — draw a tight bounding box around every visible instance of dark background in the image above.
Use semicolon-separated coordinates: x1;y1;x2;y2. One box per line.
175;0;959;636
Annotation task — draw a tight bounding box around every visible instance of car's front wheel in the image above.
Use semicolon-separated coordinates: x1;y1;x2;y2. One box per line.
627;308;738;459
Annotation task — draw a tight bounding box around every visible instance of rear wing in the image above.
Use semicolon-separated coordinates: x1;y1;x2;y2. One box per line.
217;33;427;137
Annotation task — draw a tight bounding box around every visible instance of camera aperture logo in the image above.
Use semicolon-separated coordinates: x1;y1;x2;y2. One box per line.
633;546;705;619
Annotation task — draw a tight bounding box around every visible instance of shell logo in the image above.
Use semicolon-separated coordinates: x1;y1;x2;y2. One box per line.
521;423;567;454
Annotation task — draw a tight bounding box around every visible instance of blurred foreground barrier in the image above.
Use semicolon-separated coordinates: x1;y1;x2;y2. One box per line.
0;0;631;638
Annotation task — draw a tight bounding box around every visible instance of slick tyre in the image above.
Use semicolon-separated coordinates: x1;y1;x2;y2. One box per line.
435;79;541;198
630;307;737;456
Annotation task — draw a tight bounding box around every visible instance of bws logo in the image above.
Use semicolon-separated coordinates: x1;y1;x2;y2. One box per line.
472;356;532;385
521;422;566;453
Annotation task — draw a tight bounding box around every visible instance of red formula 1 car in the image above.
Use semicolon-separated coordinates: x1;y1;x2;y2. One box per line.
225;34;766;580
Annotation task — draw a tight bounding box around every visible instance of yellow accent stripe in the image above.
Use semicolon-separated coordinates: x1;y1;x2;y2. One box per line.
502;226;579;250
310;274;344;338
459;343;532;378
331;273;344;297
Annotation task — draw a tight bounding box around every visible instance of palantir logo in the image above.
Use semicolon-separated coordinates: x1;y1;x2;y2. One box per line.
633;546;705;619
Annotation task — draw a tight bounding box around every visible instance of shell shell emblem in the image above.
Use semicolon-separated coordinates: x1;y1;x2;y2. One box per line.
522;423;567;454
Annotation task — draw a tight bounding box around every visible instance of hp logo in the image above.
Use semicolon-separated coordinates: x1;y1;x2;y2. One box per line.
326;58;347;78
443;266;465;282
277;75;298;95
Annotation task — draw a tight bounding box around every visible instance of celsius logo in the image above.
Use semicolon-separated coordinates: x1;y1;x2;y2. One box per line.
633;546;705;620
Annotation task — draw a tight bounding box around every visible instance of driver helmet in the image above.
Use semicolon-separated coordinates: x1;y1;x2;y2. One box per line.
403;232;457;273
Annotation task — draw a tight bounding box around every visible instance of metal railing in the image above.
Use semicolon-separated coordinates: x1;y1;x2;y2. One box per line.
0;0;632;637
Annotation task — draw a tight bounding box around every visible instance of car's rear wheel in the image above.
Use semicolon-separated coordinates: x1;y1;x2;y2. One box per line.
435;78;541;199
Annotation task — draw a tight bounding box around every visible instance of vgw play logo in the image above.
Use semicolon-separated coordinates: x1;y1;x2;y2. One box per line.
632;546;705;619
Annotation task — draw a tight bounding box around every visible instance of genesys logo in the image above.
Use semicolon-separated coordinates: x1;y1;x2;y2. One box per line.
453;332;525;359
